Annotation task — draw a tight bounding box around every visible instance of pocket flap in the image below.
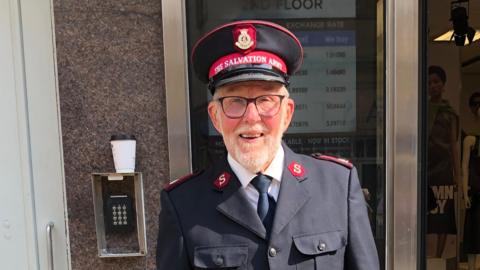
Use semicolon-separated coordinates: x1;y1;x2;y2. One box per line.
194;245;248;268
293;231;346;255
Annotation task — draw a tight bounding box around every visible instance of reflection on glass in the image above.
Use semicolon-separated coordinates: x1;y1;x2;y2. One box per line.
426;3;480;265
186;0;384;267
462;92;480;270
426;66;460;263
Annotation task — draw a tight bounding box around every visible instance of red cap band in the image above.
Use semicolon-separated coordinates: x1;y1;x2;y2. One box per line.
208;51;287;79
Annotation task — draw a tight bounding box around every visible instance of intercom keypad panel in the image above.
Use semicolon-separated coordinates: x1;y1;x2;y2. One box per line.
105;195;135;233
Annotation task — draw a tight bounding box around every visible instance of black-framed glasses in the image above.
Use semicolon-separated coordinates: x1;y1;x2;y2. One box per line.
216;95;286;119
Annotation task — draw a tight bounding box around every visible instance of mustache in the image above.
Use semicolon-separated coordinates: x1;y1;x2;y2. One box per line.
235;125;268;134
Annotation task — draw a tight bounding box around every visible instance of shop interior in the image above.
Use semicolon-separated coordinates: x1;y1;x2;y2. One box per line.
427;0;480;269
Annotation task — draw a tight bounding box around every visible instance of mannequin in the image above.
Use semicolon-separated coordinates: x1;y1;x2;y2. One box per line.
427;66;461;260
462;92;480;270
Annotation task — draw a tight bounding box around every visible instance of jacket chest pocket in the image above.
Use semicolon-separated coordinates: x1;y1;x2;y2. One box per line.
293;231;346;270
193;245;248;269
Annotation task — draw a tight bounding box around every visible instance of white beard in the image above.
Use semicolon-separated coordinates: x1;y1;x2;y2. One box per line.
222;124;283;173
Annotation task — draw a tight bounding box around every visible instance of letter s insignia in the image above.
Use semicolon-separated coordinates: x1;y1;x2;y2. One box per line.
213;172;231;190
288;162;306;180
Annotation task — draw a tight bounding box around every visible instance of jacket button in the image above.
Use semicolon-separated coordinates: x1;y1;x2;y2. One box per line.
269;247;277;257
317;243;326;251
214;255;224;266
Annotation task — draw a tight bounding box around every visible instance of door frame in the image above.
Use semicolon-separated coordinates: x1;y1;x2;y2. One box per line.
161;0;421;269
385;0;420;269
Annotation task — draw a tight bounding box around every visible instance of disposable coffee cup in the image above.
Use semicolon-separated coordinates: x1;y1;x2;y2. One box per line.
110;134;136;173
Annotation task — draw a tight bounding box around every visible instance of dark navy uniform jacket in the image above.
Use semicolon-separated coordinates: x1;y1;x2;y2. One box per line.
156;145;379;269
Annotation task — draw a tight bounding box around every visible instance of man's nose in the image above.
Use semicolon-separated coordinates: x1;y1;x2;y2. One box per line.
243;102;261;122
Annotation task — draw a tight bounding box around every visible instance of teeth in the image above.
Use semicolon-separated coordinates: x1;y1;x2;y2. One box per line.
240;134;261;138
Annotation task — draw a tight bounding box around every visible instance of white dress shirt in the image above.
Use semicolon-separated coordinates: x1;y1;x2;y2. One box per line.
227;146;284;211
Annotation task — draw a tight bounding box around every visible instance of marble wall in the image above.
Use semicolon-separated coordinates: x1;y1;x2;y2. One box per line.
54;1;167;269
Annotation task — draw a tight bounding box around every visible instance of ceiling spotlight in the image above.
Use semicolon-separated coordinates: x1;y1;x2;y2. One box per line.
433;0;479;45
450;0;476;46
434;30;480;45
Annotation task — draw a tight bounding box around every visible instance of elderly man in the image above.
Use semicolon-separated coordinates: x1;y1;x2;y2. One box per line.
156;20;379;269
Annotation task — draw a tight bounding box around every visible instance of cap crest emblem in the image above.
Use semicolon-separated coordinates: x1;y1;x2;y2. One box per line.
233;25;256;54
236;29;254;49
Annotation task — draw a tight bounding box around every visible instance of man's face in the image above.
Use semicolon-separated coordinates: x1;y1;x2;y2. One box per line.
208;81;294;173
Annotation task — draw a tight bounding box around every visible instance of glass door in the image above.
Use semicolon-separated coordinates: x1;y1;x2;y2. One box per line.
0;0;70;268
424;0;480;269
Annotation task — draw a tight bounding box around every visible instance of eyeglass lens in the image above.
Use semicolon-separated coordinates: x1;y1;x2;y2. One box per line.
220;95;283;118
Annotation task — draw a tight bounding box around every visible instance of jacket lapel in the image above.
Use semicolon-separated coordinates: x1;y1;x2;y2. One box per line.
215;161;267;240
271;145;310;235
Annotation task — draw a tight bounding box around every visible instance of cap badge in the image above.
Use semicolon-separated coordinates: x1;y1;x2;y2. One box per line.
233;25;256;54
236;29;254;49
214;172;231;190
288;161;306;179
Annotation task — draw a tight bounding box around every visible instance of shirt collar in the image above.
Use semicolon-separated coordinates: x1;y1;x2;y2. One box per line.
227;145;284;188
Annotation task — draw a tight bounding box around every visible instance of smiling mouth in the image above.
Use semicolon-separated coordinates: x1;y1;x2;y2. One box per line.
239;133;264;140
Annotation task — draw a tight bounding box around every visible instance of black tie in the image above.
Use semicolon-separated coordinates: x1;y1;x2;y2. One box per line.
251;174;276;237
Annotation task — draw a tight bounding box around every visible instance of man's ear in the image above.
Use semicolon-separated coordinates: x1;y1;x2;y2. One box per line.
208;101;223;134
282;98;294;132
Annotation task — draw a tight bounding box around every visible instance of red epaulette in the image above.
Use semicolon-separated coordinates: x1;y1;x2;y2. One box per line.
163;170;203;191
311;153;353;169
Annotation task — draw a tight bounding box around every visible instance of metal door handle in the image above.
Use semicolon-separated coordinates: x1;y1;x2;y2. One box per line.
46;222;54;270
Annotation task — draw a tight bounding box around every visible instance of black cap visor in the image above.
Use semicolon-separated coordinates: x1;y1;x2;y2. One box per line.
209;64;288;93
